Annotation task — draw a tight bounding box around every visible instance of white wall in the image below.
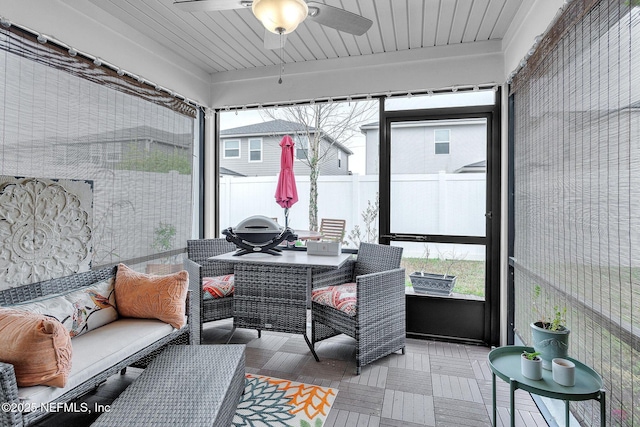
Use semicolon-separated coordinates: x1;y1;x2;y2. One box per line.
210;40;504;108
0;0;211;106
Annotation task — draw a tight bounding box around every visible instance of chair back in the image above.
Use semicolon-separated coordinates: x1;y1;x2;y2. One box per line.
319;218;346;242
187;238;236;264
354;243;403;277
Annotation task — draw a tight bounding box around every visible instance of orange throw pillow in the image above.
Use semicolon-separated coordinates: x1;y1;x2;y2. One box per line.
114;263;188;329
0;308;72;388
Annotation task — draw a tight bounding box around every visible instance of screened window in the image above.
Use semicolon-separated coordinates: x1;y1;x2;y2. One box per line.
219;100;378;245
0;25;196;281
248;138;262;162
434;129;450;154
224;140;240;158
511;1;640;425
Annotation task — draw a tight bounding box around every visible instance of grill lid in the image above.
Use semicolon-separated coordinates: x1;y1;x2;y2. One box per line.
234;215;282;234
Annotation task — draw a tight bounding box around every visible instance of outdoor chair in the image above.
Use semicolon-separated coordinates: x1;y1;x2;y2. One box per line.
184;238;260;343
319;218;346;243
311;243;406;374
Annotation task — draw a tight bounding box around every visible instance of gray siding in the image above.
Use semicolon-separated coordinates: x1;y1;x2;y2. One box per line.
221;135;350;177
365;121;486;175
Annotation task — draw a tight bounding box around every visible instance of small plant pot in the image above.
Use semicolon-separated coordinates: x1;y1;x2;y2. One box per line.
521;354;542;380
552;358;575;386
530;322;570;370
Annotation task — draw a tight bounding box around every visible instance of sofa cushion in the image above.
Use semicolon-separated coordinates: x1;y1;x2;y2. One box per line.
9;279;118;338
0;308;72;387
202;274;234;299
17;318;175;406
311;282;357;317
115;263;188;329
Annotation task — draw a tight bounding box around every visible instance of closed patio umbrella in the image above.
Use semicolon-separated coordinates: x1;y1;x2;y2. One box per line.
274;135;298;228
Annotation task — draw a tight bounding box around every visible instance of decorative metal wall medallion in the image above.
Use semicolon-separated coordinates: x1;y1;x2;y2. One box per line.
0;177;93;288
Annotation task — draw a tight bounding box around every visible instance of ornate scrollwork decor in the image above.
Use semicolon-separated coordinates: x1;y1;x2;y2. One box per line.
0;177;93;288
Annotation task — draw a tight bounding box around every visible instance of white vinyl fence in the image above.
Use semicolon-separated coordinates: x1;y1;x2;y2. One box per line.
219;173;486;259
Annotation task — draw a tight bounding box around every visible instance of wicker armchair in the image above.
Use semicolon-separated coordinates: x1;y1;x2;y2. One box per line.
311;243;406;374
185;238;260;344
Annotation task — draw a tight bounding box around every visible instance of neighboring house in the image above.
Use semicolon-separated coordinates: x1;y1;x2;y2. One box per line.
220;119;353;177
60;125;192;168
360;119;487;175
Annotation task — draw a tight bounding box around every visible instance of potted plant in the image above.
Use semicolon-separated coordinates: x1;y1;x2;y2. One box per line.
521;350;542;380
409;246;463;296
530;284;570;370
146;221;182;275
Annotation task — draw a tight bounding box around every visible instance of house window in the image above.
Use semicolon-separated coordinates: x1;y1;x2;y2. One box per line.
434;129;450;154
338;150;342;168
106;143;122;163
224;140;240;159
295;135;309;160
248;138;262;162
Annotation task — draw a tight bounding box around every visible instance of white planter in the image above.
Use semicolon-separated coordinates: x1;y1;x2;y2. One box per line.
552;358;575;386
521;354;542;380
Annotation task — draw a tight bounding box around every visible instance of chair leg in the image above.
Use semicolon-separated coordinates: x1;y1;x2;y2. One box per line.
224;325;237;344
257;329;261;338
401;347;406;355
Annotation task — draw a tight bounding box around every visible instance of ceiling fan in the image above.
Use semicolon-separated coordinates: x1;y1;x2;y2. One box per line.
173;0;373;49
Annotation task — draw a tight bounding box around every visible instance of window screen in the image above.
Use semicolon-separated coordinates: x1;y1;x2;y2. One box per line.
511;1;639;425
0;25;197;275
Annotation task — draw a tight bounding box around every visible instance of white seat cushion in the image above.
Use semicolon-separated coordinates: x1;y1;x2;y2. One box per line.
17;318;175;407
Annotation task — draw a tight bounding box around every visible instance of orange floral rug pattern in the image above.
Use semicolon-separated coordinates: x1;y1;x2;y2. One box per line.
233;374;338;427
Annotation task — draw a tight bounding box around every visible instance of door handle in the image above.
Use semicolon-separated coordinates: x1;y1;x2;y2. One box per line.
485;211;493;219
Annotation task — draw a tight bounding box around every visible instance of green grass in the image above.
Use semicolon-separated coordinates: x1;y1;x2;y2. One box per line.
401;257;486;297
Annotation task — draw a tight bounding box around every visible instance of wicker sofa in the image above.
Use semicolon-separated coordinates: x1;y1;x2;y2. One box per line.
0;265;191;427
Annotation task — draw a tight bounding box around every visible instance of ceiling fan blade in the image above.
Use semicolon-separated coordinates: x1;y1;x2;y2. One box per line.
173;0;249;12
306;2;372;36
263;29;287;50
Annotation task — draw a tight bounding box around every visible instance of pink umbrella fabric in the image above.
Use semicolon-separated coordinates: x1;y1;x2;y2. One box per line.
275;135;298;227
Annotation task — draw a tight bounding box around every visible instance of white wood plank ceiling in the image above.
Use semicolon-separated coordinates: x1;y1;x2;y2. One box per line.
85;0;524;76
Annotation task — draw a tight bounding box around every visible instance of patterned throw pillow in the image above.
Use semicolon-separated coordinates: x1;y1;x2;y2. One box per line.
202;274;235;299
9;278;118;338
311;282;357;317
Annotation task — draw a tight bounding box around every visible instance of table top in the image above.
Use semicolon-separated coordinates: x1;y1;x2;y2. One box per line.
211;249;352;269
488;346;604;400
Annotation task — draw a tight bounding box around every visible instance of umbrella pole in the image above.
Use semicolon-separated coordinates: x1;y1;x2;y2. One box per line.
284;207;289;229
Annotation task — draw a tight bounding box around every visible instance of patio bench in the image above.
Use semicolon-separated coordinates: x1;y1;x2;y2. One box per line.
0;265;191;427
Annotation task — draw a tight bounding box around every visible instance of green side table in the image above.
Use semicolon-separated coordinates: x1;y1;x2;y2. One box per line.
488;346;605;427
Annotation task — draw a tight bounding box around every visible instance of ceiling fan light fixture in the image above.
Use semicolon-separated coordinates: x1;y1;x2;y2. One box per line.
252;0;308;34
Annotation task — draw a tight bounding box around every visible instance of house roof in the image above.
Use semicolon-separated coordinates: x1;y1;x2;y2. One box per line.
61;125;192;149
221;119;313;137
222;119;353;155
455;160;486;173
219;167;245;177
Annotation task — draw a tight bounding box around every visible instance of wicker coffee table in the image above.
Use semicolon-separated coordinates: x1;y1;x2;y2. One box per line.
92;345;245;427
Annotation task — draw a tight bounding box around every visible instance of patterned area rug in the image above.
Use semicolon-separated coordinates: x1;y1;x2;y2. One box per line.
233;374;338;427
